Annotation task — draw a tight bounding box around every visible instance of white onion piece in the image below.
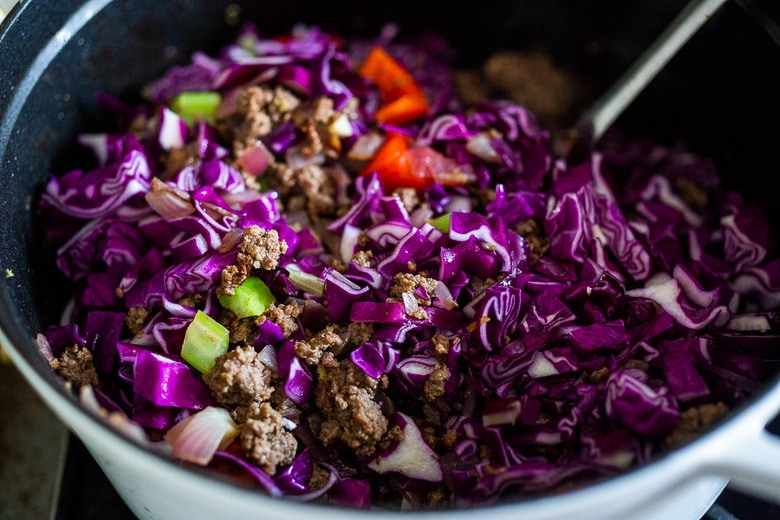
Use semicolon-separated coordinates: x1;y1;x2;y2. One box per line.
34;333;56;366
258;344;278;371
346;132;385;161
164;406;240;466
217;228;244;253
444;194;473;214
410;207;434;228
340;223;362;264
285;144;325;170
368;412;443;482
433;282;458;310
329;113;354;138
466;132;502;163
145;178;196;219
402;292;420;316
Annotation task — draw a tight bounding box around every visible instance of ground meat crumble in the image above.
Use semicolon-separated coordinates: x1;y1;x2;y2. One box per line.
389;272;439;302
664;402;729;448
240;402;298;474
345;321;375;347
431;333;451;361
125;306;149;336
291;97;339;158
350;249;373;267
219;309;258;346
50;344;99;387
219;226;288;296
163;141;201;180
423;365;451;402
315;352;389;457
259;301;304;338
269;162;338;219
393;187;420;214
203;345;276;407
228;85;301;155
294;324;345;366
388;272;440;320
513;218;550;258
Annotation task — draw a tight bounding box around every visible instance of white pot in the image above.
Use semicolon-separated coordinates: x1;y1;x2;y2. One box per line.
5;334;780;520
2;1;780;518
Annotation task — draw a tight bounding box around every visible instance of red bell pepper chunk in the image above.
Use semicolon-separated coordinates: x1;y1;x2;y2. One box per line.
375;92;429;125
359;46;429;125
360;132;433;192
359;47;419;99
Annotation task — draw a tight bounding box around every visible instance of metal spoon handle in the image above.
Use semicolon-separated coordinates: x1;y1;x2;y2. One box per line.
577;0;729;147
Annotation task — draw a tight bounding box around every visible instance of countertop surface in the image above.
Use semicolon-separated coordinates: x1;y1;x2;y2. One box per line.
0;363;68;520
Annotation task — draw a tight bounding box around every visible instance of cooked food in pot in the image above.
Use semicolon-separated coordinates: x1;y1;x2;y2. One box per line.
35;22;779;509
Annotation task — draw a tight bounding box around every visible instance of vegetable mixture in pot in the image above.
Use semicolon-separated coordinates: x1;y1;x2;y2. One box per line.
36;23;780;509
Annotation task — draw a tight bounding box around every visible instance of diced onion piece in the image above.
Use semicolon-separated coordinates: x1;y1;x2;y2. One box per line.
257;344;278;371
347;132;385;161
235;141;273;176
181;310;229;374
368;412;442;482
164;406;240;465
145;178;196;219
466;132;503;163
329;113;354;138
433;281;458;310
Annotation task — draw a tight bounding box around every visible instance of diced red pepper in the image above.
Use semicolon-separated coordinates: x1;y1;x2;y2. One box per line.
359;46;429;126
375;93;429;125
359;47;420;99
360;132;433;192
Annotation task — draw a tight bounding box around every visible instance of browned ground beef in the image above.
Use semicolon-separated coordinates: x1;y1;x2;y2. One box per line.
315;352;389;457
219;226;288;295
260;301;304;338
51;344;99;387
294;324;346;365
240;402;298;474
203;345;276;406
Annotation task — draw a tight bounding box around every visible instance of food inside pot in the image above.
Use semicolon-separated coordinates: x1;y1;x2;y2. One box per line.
34;22;780;510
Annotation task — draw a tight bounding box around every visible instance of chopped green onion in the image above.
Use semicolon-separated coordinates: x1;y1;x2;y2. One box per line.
429;213;451;233
181;310;229;374
217;276;275;319
170;91;222;126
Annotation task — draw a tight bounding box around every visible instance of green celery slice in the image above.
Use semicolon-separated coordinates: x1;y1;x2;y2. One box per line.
217;276;275;319
170;91;222;126
429;213;451;233
181;310;229;374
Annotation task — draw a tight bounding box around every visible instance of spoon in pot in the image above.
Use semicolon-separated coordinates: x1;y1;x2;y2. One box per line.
557;0;729;160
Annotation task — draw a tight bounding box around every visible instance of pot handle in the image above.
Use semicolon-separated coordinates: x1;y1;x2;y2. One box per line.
701;381;780;504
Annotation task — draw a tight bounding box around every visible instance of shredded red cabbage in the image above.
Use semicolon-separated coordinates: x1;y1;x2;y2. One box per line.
38;22;780;510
